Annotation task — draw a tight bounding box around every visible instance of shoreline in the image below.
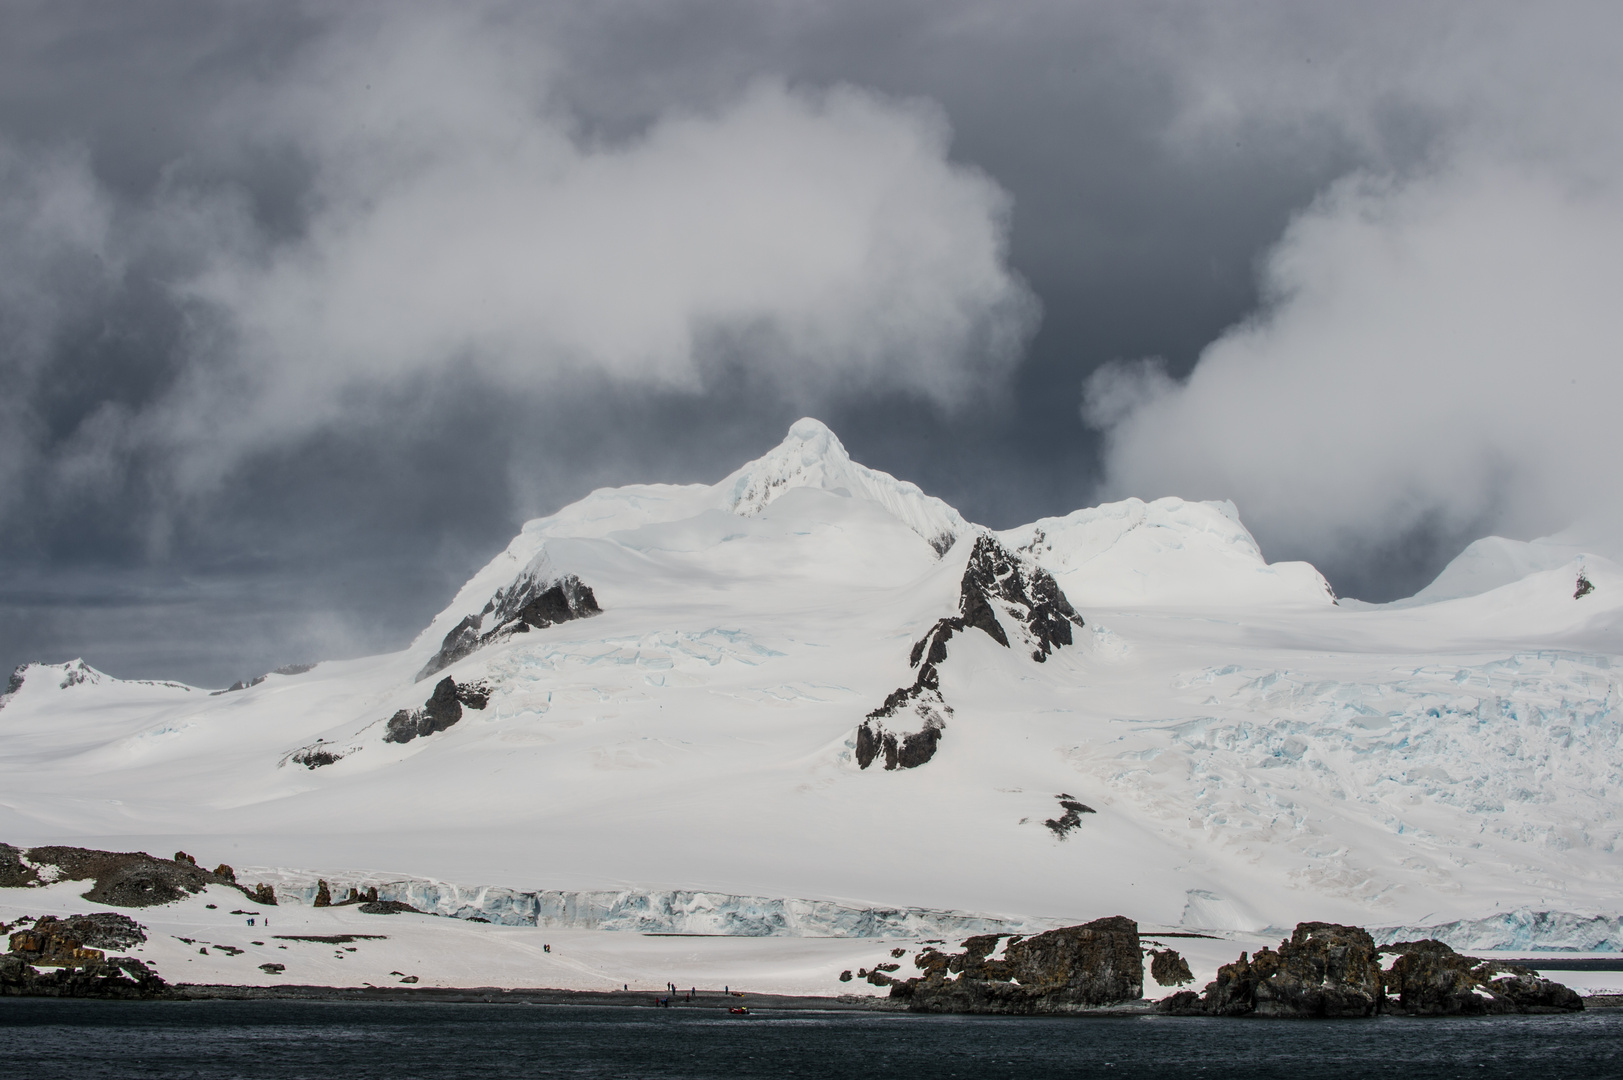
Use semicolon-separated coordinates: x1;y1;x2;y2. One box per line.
166;983;894;1010
32;983;1619;1013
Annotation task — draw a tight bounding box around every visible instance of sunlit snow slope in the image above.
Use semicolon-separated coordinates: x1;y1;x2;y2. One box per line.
2;419;1620;946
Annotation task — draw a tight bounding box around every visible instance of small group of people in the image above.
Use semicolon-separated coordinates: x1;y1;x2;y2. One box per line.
649;982;728;1005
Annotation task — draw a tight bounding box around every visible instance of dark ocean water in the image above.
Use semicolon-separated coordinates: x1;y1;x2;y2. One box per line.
4;999;1621;1080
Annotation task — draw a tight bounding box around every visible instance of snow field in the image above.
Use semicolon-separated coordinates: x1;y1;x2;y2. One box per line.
4;419;1621;966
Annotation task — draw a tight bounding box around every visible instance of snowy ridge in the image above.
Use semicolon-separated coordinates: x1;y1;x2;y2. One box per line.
1397;537;1620;608
3;659;196;697
254;872;1044;938
1001;497;1335;608
408;418;962;661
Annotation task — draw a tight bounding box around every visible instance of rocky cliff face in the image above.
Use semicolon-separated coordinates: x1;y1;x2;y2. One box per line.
856;536;1084;771
1159;923;1585;1018
417;569;600;681
885;916;1141;1013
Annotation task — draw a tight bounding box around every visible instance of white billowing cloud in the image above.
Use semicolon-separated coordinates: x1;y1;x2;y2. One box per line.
1085;162;1623;572
152;12;1034;478
1081;3;1623;582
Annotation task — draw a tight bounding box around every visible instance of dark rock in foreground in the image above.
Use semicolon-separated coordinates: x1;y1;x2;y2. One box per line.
3;910;169;999
1158;922;1585;1018
9;913;147;957
888;916;1141;1013
1191;922;1385;1018
1148;947;1194;987
1;953;170;999
1381;938;1583;1016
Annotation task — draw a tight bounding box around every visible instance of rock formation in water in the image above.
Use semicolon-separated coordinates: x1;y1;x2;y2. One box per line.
1160;922;1385;1018
1159;922;1585;1017
857;536;1084;771
886;916;1141;1012
1381;939;1583;1015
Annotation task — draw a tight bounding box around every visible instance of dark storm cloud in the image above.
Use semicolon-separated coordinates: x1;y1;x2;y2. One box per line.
0;1;1600;684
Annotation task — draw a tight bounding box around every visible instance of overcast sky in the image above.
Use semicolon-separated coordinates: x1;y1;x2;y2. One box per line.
3;1;1619;686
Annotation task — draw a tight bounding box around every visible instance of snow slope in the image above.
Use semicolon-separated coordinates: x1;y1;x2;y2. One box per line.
1400;535;1606;606
3;418;1621;983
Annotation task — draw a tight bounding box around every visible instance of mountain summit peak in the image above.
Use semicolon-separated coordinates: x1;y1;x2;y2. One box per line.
784;416;843;448
718;418;967;554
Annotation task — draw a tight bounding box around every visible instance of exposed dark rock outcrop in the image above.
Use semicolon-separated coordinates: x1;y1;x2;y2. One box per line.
1381;939;1495;1016
887;916;1141;1013
0;843;40;887
1149;947;1194;987
421;613;485;681
1381;939;1582;1015
1158;924;1585;1018
1162;922;1384;1018
3;910;167;999
285;740;351;769
359;900;422;915
1043;794;1096;838
334;886;380;905
8;845;249;907
0;663;25;710
1485;966;1585;1013
857;536;1084;771
210;662;319;697
417;571;600;681
1;952;170;998
384;677;491;745
1576;572;1595;599
10;913;146;957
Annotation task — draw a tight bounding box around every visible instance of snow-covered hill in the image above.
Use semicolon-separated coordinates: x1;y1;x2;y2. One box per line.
3;419;1620;960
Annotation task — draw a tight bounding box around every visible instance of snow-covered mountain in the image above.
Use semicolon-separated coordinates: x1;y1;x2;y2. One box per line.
3;419;1621;950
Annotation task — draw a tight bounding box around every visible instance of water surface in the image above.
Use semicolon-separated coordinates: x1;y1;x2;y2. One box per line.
4;999;1619;1079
